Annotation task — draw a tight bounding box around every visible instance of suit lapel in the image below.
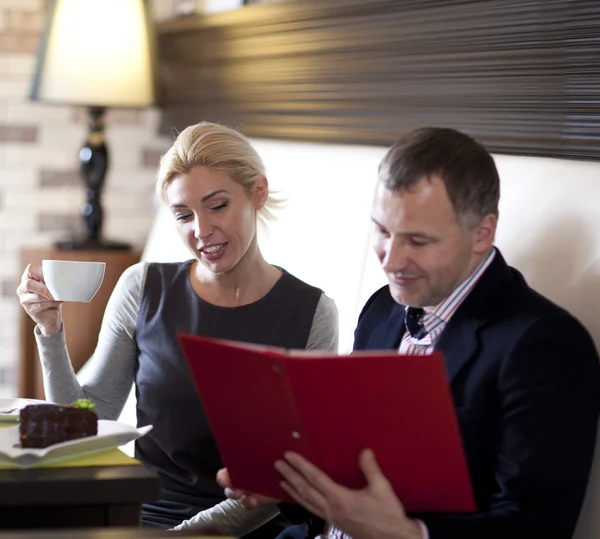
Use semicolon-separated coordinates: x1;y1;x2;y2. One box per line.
435;249;513;382
361;249;515;382
367;302;405;350
436;314;485;381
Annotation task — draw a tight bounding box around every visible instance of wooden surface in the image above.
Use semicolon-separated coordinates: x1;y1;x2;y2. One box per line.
0;529;229;538
0;464;159;529
157;0;600;161
18;249;141;399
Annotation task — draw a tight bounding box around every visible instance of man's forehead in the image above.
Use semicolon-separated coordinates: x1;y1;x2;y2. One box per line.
372;177;463;228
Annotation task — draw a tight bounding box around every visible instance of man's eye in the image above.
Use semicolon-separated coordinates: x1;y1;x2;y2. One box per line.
409;238;428;247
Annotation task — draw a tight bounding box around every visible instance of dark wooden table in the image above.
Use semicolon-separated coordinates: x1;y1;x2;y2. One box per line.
0;529;229;538
0;464;160;529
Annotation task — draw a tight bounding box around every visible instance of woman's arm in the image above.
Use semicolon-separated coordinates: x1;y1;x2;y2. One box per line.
171;498;280;535
306;293;339;351
35;262;148;420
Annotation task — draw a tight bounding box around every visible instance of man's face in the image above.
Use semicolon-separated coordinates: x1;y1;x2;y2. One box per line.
372;175;496;307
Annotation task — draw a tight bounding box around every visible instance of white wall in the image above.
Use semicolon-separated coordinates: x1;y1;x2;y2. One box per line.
144;141;600;356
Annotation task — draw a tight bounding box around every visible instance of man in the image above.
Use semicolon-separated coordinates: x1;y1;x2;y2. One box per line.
270;127;600;539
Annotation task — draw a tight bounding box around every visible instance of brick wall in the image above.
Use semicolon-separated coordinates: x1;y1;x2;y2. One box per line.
0;0;175;397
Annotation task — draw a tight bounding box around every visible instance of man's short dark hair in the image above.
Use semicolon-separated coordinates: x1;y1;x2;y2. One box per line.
379;127;500;223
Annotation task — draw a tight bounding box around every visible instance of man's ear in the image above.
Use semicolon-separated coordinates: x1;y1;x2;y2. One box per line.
473;213;497;254
255;177;269;210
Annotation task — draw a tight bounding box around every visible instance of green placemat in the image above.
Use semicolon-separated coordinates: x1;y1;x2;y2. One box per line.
0;447;140;469
0;422;140;469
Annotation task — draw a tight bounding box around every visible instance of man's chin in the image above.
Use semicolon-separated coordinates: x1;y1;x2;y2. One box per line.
389;286;418;307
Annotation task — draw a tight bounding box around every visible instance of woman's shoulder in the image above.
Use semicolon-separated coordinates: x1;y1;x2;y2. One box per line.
119;260;193;296
275;268;337;317
277;267;324;295
144;260;194;279
118;261;148;289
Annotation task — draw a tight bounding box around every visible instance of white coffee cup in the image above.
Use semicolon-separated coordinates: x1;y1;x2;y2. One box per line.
42;260;106;302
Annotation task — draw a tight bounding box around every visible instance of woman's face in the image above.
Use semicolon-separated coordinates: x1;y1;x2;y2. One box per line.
165;166;263;275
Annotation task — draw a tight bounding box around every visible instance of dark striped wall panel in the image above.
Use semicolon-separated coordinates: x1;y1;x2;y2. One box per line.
157;0;600;161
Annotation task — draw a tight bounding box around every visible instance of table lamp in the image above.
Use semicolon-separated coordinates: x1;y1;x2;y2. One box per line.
30;0;157;250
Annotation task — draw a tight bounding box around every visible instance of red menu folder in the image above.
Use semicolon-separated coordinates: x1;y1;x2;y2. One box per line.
178;334;475;513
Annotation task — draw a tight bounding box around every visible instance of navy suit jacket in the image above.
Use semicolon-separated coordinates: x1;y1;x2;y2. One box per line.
353;250;600;539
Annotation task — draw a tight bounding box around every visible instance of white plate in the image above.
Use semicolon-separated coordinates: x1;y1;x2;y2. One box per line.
0;419;153;467
0;398;47;422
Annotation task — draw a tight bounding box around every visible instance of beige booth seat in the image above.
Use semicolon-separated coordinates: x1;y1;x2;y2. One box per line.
135;140;600;537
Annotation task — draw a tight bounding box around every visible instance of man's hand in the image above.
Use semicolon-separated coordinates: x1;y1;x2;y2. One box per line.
275;449;423;539
217;468;280;510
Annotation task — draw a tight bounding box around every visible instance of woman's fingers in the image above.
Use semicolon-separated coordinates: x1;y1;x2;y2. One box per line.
18;265;53;299
21;278;54;301
25;263;44;280
216;468;233;489
17;271;55;302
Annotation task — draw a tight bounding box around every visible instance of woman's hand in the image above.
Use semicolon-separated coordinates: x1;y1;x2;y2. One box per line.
217;468;280;509
17;264;63;336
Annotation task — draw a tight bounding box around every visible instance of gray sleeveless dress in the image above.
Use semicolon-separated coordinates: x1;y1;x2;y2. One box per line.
134;261;323;533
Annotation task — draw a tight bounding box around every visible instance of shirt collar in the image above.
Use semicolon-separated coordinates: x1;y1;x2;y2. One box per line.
423;248;496;324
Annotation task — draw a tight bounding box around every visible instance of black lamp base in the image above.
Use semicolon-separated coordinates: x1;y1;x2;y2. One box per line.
55;238;132;251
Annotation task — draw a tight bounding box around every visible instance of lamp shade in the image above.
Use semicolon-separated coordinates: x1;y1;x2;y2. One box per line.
31;0;156;108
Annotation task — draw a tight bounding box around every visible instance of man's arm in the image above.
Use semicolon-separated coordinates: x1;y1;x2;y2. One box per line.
420;313;600;539
277;313;600;539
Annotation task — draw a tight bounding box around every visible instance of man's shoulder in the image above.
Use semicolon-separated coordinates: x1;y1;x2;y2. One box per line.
353;285;402;350
477;260;594;351
357;285;399;323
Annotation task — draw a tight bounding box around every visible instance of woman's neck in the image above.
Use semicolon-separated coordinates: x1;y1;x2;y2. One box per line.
190;241;281;307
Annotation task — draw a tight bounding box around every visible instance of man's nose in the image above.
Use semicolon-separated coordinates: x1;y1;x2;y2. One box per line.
382;239;408;272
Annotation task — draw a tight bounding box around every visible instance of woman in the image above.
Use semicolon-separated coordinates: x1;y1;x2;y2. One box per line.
17;122;339;537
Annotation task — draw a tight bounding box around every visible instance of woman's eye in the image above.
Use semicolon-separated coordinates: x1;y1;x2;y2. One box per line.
210;202;229;211
175;214;192;222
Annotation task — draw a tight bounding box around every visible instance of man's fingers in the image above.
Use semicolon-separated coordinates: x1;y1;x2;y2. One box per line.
275;458;330;514
279;481;326;520
283;452;340;496
358;449;389;489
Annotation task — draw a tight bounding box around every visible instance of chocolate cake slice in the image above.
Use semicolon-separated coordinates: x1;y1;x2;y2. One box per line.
19;403;98;448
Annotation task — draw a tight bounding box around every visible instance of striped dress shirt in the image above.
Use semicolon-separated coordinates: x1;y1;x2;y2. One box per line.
323;248;496;539
399;248;496;355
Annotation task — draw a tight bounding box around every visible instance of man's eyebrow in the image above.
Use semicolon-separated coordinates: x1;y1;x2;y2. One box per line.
371;218;436;240
405;232;435;239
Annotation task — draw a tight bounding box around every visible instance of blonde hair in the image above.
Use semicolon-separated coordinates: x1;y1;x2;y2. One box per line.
156;122;283;220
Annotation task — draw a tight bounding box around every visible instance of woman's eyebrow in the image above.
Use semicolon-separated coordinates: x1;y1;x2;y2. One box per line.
201;189;229;203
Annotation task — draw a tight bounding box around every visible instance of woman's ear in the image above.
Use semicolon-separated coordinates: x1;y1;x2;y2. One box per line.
255;177;269;210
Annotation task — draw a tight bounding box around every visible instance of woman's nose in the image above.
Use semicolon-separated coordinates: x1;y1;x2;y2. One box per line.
193;216;213;240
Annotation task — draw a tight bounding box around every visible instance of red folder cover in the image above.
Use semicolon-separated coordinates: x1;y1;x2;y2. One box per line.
178;334;476;513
